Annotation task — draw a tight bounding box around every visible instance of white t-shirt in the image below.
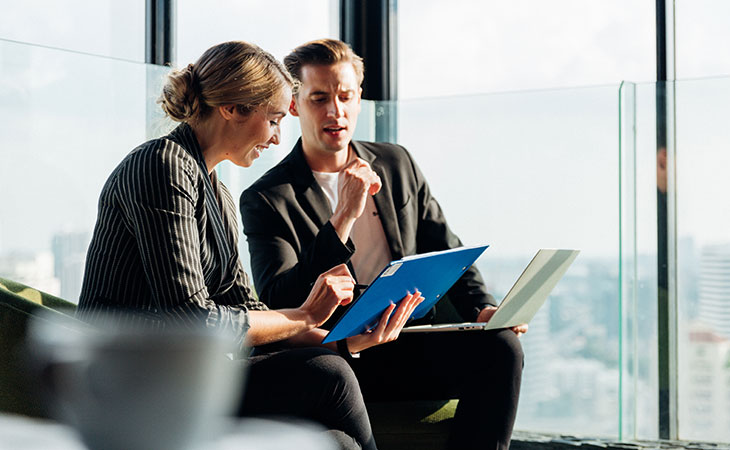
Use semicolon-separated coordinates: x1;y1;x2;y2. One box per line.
312;170;392;284
312;171;339;214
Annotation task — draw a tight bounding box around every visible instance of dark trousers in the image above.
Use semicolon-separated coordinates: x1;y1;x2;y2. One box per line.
238;347;377;450
349;329;523;450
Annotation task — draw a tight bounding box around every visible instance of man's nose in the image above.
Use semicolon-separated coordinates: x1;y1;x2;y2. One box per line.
326;98;344;118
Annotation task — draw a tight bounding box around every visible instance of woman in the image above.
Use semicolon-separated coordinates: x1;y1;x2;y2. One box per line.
76;41;422;450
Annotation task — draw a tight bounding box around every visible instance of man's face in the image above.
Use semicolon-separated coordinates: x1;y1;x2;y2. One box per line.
290;62;362;156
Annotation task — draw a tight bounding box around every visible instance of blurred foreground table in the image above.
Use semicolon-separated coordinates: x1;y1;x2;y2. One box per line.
0;413;338;450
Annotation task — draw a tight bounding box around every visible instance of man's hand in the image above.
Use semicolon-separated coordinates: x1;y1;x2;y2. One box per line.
345;291;424;354
330;158;382;243
300;264;355;328
476;306;528;337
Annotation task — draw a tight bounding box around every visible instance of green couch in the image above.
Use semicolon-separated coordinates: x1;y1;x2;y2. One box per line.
0;277;77;417
0;277;456;449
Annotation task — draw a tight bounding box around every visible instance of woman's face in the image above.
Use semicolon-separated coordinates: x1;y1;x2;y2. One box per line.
225;85;292;168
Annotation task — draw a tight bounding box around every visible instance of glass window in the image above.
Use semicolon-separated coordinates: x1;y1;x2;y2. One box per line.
673;76;730;443
629;76;730;444
398;0;655;98
364;83;623;437
0;0;145;61
0;39;171;301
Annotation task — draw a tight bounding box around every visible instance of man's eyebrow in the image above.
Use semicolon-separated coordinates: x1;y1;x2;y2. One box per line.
270;111;287;117
309;88;354;96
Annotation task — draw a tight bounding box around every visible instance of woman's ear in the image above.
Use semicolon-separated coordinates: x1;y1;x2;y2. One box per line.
218;105;236;120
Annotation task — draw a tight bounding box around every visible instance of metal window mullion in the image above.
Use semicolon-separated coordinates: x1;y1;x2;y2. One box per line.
145;0;175;66
145;0;175;140
340;0;398;143
656;0;678;441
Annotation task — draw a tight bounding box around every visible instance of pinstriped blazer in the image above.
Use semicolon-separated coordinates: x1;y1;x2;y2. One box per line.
77;123;266;347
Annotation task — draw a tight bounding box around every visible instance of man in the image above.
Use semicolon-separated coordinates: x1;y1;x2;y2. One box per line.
240;38;524;450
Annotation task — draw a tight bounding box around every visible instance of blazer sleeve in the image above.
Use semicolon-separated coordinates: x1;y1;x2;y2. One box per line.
240;189;354;309
118;143;250;346
216;259;270;312
405;148;498;321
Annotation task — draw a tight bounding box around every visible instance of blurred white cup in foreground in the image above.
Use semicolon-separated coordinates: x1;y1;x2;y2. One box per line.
27;313;244;450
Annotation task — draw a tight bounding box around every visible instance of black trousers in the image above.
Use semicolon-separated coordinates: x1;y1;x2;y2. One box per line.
238;347;377;450
348;329;523;450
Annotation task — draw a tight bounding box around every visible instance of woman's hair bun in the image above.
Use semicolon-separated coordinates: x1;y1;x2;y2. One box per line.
158;64;202;122
157;41;293;124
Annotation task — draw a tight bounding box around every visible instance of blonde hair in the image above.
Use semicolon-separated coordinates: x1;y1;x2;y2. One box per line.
284;39;364;94
158;41;294;122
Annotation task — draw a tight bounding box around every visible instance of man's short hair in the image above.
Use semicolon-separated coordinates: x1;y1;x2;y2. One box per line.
284;39;364;93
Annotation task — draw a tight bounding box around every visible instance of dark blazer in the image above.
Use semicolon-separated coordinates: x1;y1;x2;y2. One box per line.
77;123;265;347
240;139;495;322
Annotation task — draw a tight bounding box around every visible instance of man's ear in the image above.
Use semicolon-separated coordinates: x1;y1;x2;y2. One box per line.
289;97;299;117
219;105;236;120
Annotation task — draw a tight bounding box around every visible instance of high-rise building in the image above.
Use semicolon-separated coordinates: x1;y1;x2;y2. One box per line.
51;231;90;303
678;244;730;441
697;244;730;339
679;323;730;442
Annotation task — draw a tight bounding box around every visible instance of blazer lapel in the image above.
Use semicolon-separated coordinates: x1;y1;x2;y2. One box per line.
288;139;334;229
208;170;239;283
171;124;234;292
351;141;405;259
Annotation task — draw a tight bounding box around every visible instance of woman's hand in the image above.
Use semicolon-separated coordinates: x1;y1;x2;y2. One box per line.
345;290;425;354
300;264;355;328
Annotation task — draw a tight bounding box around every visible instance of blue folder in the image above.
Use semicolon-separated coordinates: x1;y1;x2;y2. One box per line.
322;245;489;344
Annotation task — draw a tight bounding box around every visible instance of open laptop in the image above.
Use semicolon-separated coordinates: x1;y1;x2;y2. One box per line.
402;248;580;333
